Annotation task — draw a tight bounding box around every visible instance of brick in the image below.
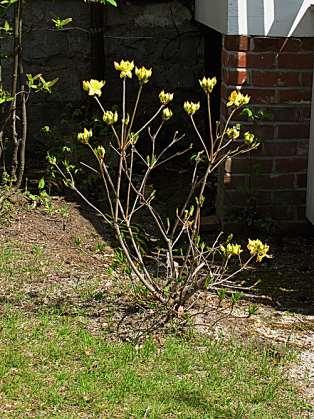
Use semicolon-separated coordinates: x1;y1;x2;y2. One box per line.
222;50;276;69
277;53;314;70
251;37;302;52
254;125;276;139
270;107;311;123
251;71;299;87
254;174;294;189
221;85;276;105
295;173;307;188
278;89;312;103
274;158;307;173
297;206;307;219
257;142;297;157
300;72;313;87
272;190;306;205
226;158;273;174
225;190;272;205
296;141;309;156
224;35;250;52
267;205;297;221
229;124;275;140
277;124;310;139
241;88;276;104
222;69;249;85
223;173;248;188
300;38;314;51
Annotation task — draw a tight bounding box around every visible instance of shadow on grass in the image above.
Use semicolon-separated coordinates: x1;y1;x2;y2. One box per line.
63;188;314;317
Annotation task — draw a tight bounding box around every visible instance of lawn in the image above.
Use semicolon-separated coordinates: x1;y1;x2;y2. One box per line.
0;308;305;417
0;201;311;417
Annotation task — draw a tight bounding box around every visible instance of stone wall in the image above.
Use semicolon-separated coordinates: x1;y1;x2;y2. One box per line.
22;0;91;130
2;0;209;164
102;1;206;129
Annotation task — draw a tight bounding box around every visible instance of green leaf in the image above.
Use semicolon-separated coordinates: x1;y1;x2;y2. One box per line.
38;178;45;190
52;17;73;30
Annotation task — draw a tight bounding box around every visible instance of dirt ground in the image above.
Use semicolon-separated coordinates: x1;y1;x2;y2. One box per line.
0;196;313;408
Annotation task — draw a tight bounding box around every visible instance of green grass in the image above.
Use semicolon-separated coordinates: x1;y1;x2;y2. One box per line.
0;241;309;417
0;308;306;418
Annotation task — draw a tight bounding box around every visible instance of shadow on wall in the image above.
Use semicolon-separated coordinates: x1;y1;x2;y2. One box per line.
233;0;312;37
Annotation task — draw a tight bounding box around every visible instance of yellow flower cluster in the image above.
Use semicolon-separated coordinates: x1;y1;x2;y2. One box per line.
220;243;243;257
247;239;271;262
243;131;255;146
199;76;217;94
114;60;134;79
184;101;200;116
159;90;174;105
82;79;105;97
135;66;152;84
227;90;250;107
103;110;118;125
77;128;92;144
226;125;240;140
162;107;173;121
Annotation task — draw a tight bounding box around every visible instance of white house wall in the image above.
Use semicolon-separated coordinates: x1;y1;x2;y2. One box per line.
195;0;314;37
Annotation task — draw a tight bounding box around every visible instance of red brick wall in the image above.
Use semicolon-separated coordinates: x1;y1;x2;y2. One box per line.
218;35;314;227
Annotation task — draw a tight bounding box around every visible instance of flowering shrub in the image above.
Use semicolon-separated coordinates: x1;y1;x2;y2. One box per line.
50;59;270;317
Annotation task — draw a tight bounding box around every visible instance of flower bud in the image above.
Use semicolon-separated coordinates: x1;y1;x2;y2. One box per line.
103;110;118;125
77;128;92;144
82;79;105;97
243;131;255;145
114;60;134;79
183;101;200;116
94;146;106;159
135;66;152;84
226;125;240;140
199;76;217;94
220;243;243;257
162;107;173;121
247;239;272;262
159;90;174;105
227;90;250;107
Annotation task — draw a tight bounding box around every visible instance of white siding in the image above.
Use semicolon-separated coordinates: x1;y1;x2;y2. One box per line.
195;0;314;37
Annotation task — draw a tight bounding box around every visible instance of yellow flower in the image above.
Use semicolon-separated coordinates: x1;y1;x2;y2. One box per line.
220;243;243;257
114;59;134;79
162;107;173;121
199;76;217;94
94;146;106;159
159;90;174;105
247;239;272;262
226;125;240;140
77;128;92;144
103;110;118;125
227;90;250;107
135;66;152;84
82;79;105;97
184;101;200;116
243;131;255;146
